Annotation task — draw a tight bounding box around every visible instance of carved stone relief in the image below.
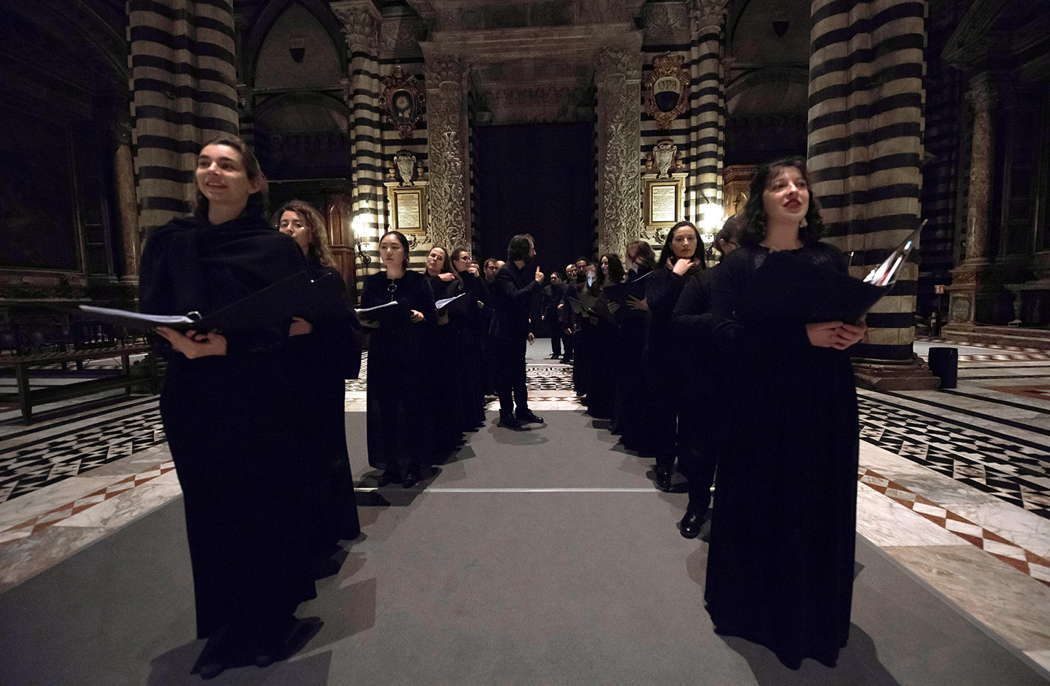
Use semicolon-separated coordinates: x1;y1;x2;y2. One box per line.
691;0;728;31
331;4;379;52
596;47;642;256
642;1;690;43
425;54;470;249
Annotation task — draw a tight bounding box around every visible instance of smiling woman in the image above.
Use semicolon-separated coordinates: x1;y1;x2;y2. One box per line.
139;136;322;678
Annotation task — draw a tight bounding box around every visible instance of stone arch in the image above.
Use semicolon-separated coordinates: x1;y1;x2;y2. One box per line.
241;0;346;88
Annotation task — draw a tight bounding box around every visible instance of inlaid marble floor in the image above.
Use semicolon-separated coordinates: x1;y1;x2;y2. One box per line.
1;339;1049;677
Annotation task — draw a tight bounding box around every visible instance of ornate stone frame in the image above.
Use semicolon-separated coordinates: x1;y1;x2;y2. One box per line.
642;174;686;233
382;66;426;139
385;182;428;239
643;54;689;130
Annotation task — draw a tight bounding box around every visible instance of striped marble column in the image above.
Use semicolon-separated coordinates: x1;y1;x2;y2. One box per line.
685;0;727;222
333;1;386;280
808;0;937;389
127;0;239;237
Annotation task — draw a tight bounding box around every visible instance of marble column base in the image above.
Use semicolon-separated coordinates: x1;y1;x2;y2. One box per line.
852;356;941;391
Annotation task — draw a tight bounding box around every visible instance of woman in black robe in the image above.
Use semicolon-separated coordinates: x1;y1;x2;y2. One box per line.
141;136;317;677
423;246;465;458
583;254;623;420
644;222;706;490
615;241;654;449
274;200;362;563
451;247;489;431
360;231;436;487
704;157;867;669
670;218;743;538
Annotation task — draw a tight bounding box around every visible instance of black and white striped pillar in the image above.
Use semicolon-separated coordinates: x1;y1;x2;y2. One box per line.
685;0;728;221
127;0;239;235
807;0;936;386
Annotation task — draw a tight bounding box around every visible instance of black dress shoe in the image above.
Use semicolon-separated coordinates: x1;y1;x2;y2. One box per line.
654;466;673;492
677;509;705;539
377;471;400;487
498;414;524;429
401;470;420;488
515;410;544;424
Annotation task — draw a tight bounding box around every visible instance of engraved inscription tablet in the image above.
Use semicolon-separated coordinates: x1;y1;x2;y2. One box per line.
396;191;421;230
650;184;677;223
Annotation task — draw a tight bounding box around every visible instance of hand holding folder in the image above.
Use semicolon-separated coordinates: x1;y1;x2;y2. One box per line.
737;229;918;326
79;271;344;334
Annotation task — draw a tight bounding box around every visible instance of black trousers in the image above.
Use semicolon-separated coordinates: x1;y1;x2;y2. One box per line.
494;337;528;415
550;331;562;357
562;331;574;360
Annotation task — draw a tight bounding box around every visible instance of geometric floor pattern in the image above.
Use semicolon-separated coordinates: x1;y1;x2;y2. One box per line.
859;465;1050;587
857;396;1050;520
0;408;165;505
4;353;1049;527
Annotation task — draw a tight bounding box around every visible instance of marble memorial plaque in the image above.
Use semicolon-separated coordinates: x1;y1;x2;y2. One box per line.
650;184;677;223
397;191;421;230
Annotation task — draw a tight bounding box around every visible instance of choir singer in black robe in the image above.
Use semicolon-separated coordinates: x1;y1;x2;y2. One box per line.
360;231;436;487
705;157;866;669
274;200;362;561
141;136;318;677
645;222;706;490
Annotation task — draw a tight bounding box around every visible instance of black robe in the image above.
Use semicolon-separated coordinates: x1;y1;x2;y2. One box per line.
455;270;490;428
614;266;652;448
426;273;465;457
643;267;698;458
283;263;362;554
582;283;618;419
361;270;436;475
704;243;858;668
671;267;718;508
139;213;312;639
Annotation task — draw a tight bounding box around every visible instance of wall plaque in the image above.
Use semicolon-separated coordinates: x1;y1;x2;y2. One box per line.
650;184;677;223
396;190;421;229
642;175;686;231
385;181;428;237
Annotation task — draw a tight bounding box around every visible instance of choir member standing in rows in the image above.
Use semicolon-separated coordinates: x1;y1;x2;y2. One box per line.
481;257;501;396
582;254;624;419
614;241;655;451
274;200;362;567
558;263;578;363
669;217;741;537
542;271;567;360
490;234;545;430
704;157;866;669
451;248;490;431
360;231;436;487
644;222;706;491
142;136;320;677
423;246;465;459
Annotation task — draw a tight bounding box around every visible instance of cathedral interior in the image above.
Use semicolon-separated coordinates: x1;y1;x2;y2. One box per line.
2;0;1050;684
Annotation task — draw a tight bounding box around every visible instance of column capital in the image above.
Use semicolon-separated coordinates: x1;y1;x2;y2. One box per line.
596;47;641;85
690;0;728;32
331;1;380;52
423;53;466;89
965;71;999;112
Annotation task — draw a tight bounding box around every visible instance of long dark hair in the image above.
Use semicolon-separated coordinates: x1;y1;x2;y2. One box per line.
193;135;268;221
379;230;411;269
427;245;462;286
657;221;707;269
271;199;334;267
601;253;625;285
739;156;825;247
